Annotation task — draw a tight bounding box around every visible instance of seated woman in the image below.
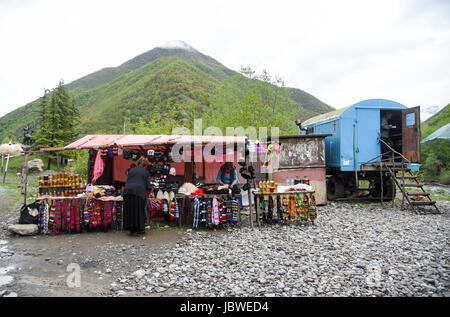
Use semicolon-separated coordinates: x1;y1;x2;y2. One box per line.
216;162;238;188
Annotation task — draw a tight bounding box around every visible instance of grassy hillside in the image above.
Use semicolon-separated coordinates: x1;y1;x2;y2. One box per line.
421;104;450;139
0;44;334;141
77;57;218;134
420;103;450;184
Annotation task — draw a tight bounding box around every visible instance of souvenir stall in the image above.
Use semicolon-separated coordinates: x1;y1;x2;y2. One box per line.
34;168;125;235
32;134;249;234
245;137;321;227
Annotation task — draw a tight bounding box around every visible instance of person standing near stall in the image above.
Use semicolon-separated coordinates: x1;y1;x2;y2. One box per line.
216;162;238;187
123;157;151;236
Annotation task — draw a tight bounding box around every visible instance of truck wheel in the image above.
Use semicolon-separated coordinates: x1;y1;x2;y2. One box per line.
327;176;344;200
371;177;394;201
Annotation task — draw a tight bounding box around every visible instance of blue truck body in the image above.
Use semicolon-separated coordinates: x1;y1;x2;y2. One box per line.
300;99;420;172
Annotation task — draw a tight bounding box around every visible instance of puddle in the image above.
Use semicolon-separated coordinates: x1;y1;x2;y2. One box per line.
0;275;14;287
0;266;15;275
0;266;15;287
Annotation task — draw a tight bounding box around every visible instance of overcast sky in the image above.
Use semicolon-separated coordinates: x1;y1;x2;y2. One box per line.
0;0;449;119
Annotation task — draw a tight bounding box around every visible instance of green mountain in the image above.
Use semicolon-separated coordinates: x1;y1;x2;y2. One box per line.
421;104;450;139
0;41;334;140
420;103;450;184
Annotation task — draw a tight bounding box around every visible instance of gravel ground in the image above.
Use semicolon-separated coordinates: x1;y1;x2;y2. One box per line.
111;201;450;297
1;181;449;297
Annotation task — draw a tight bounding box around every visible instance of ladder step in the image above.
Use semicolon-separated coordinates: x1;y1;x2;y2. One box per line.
400;183;425;187
411;201;437;206
407;192;431;196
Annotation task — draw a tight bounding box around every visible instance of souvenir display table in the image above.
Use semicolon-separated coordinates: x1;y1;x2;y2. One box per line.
176;192;242;229
253;190;317;227
34;194;124;235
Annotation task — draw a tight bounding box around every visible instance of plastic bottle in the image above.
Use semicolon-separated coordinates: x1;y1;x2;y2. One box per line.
286;176;289;186
303;176;310;185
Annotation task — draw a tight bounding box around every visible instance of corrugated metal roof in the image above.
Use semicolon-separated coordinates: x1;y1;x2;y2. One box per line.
302;99;408;126
65;134;247;149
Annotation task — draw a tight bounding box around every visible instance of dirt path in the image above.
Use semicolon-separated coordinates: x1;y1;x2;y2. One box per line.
0;181;188;297
2;229;185;297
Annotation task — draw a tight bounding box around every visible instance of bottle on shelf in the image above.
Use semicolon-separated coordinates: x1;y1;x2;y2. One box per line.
302;176;310;185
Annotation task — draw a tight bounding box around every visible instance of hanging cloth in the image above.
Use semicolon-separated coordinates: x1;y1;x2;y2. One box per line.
200;199;207;224
104;201;112;228
206;200;212;227
212;197;220;226
308;193;317;223
53;200;62;235
231;199;239;223
193;197;200;229
91;149;104;184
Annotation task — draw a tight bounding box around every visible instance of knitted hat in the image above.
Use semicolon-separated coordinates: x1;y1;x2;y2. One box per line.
156;190;164;200
163;191;170;202
169;191;175;201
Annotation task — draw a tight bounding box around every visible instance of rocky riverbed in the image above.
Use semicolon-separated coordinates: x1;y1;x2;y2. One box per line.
1;197;449;297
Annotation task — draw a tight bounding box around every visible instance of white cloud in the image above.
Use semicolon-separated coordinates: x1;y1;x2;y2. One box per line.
0;0;449;117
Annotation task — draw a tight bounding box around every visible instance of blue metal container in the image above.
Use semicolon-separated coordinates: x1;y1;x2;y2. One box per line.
301;99;420;172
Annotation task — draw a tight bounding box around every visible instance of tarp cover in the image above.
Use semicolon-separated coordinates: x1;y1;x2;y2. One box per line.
421;123;450;143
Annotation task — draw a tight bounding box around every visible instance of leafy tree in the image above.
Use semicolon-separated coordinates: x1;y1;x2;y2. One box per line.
205;67;297;135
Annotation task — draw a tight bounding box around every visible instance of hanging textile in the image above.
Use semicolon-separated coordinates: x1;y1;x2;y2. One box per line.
212;197;220;226
231;199;239;223
92;149;104;184
53;200;63;235
193;197;200;229
200;199;207;224
206;200;212;227
309;193;317;223
267;196;274;221
298;194;309;224
104;201;112;228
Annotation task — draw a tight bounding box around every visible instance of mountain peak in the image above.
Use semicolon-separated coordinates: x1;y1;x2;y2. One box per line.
156;40;198;52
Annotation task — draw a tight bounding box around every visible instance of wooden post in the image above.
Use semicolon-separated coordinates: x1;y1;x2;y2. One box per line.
21;152;30;205
2;154;9;184
247;184;254;229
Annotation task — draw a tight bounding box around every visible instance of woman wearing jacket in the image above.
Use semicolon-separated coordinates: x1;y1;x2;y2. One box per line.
123;157;151;236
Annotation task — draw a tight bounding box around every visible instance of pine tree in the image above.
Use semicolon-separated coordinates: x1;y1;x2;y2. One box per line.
34;80;79;169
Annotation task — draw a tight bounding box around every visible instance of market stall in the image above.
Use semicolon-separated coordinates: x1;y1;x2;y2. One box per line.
29;134;248;235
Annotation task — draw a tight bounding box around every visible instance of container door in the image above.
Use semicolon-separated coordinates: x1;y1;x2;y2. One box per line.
402;106;421;163
356;108;380;169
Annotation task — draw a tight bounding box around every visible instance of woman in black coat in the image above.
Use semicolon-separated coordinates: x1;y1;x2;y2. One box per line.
123;157;151;236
